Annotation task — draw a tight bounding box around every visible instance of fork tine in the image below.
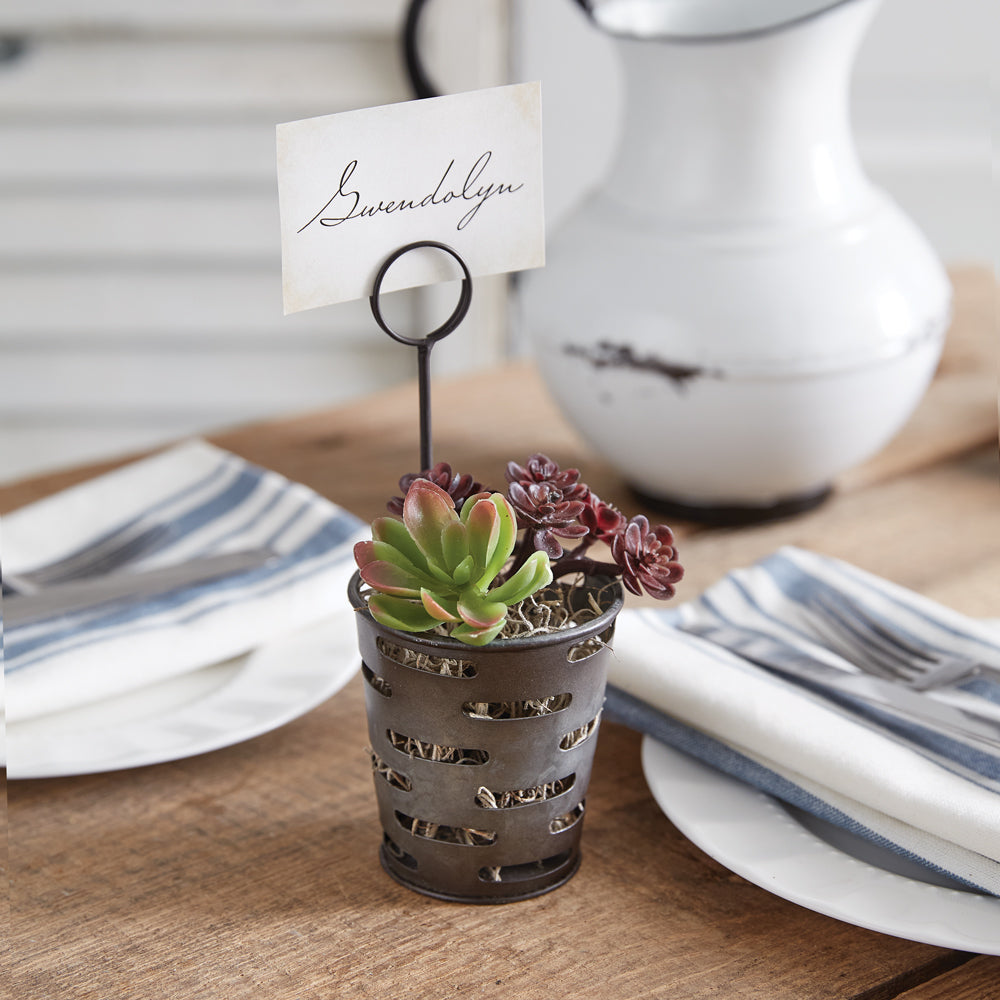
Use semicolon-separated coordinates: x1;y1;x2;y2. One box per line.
822;592;943;661
23;521;146;584
805;608;901;679
11;522;172;589
809;595;924;681
48;523;172;582
809;593;1000;692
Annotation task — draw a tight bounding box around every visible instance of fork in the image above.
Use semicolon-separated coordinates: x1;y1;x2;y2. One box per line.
683;622;1000;752
4;547;278;628
2;521;173;596
808;594;1000;692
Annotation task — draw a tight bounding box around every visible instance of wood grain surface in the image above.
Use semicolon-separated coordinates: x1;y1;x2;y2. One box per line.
5;268;999;999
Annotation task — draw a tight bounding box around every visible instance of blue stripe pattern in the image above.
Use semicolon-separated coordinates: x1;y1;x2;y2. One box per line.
607;546;1000;897
4;446;365;673
604;685;988;894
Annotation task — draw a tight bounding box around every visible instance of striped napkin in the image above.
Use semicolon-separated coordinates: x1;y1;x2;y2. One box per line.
606;547;1000;897
3;440;367;723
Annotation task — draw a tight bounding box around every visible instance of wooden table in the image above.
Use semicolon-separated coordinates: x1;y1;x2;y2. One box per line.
6;268;999;998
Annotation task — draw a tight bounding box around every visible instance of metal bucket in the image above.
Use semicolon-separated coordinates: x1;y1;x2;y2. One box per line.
348;572;624;903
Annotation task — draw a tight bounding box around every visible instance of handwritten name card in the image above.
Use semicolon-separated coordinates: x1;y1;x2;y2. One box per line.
277;82;544;314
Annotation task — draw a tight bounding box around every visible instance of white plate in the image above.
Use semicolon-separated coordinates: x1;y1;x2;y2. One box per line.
7;612;360;779
641;736;1000;954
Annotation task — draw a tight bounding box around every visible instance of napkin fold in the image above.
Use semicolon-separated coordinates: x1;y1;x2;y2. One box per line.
3;440;367;723
607;547;1000;897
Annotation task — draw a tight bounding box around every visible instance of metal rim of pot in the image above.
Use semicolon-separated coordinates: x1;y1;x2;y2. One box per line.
348;571;625;656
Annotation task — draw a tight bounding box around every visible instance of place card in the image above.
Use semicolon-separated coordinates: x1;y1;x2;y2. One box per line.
277;81;544;314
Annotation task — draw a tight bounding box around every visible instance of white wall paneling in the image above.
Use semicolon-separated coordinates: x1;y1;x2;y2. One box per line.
0;0;511;482
0;0;406;35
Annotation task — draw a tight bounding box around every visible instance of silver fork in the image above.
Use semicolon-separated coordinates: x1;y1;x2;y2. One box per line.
684;622;1000;752
808;594;1000;692
2;521;173;596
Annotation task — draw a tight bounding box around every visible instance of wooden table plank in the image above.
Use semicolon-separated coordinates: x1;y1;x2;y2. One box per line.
672;447;1000;608
897;956;1000;999
9;677;977;1000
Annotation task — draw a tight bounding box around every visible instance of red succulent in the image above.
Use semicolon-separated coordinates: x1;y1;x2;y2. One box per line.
610;515;684;599
579;493;627;541
504;453;590;558
505;453;588;503
388;462;484;515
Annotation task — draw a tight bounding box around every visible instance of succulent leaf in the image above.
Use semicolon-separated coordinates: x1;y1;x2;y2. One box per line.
478;493;518;587
420;589;461;623
372;516;430;573
451;554;475;587
456;592;507;630
487;549;552;606
358;560;427;597
441;520;470;574
459;492;492;524
403;480;458;571
368;593;440;632
368;539;439;588
464;496;501;575
610;514;683;600
451;620;506;646
353;540;377;568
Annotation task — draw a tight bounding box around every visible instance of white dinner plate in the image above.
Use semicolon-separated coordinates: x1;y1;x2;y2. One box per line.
641;736;1000;954
7;612;361;779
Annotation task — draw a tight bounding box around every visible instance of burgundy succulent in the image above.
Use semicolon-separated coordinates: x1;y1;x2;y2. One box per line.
505;453;588;503
579;493;627;541
388;462;484;515
506;483;589;557
504;454;591;558
610;515;684;600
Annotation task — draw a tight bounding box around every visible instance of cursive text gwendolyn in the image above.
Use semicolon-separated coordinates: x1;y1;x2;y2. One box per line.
296;151;524;234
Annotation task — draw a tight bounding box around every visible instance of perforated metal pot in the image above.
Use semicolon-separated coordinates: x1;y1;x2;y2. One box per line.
348;572;624;903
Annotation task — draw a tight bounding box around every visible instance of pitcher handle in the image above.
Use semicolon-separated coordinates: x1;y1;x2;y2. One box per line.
402;0;439;99
403;0;596;99
403;0;594;99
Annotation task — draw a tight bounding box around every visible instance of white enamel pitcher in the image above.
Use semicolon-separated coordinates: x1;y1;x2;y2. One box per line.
519;0;950;521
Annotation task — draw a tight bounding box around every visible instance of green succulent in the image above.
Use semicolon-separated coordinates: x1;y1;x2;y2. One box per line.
354;479;552;646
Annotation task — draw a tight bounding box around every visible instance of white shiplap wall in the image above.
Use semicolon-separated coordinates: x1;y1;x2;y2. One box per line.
0;0;510;483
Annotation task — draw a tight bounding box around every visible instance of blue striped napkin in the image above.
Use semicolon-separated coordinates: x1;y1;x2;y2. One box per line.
606;547;1000;897
4;440;367;723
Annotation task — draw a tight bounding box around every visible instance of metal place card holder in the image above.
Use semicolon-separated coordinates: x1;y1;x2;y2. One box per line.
369;240;472;472
360;240;619;902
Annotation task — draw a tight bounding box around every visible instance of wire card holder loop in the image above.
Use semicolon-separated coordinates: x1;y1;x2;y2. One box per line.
369;241;473;472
